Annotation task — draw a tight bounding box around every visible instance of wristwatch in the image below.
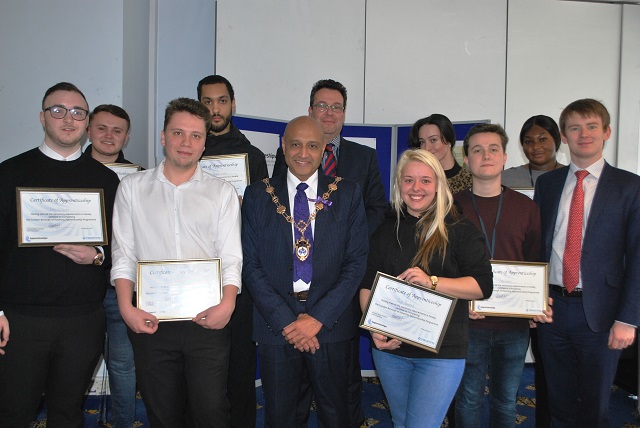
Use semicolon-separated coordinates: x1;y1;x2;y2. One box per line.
430;275;439;290
93;247;105;266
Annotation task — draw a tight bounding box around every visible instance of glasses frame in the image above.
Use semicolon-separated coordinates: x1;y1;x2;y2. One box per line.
44;105;89;121
312;103;345;113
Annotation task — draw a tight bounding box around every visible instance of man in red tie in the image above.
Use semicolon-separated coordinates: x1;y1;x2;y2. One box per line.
534;99;640;427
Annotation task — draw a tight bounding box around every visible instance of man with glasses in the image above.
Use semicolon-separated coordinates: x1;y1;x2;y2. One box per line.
273;79;386;427
0;82;120;426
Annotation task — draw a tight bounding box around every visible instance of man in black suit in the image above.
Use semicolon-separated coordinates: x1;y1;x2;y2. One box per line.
273;79;386;426
242;116;368;427
534;99;640;427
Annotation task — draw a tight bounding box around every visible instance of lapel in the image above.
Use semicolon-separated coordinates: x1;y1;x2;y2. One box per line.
335;137;350;176
545;167;569;256
269;174;294;255
312;174;333;254
585;162;612;235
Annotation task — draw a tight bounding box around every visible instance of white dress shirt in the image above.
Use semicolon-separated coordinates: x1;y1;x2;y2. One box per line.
549;157;605;289
287;169;318;293
110;161;242;292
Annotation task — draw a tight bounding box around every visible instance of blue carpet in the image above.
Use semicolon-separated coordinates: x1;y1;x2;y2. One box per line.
31;366;639;427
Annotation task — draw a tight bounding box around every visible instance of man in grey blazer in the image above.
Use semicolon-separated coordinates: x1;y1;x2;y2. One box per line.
534;99;640;427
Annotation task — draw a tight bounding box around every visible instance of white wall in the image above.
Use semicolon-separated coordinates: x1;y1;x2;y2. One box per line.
0;0;124;163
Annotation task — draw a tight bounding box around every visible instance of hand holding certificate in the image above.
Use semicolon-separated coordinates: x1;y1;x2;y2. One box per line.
136;259;222;321
471;260;548;318
360;272;458;353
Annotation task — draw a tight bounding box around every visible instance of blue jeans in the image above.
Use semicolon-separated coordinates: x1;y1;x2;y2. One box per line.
372;349;465;428
455;326;530;428
103;287;137;428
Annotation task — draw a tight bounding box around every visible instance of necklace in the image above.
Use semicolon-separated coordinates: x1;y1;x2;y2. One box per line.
528;160;558;187
263;177;342;260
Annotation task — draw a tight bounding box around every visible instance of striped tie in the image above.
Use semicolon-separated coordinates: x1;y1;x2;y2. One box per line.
324;144;337;177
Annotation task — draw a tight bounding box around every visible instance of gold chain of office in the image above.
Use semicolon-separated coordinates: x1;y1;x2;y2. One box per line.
263;177;342;261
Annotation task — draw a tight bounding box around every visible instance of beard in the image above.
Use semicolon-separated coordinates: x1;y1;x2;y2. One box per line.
210;113;232;134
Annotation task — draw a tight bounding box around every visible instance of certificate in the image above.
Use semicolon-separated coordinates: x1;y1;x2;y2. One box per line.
105;163;141;181
360;272;458;353
17;188;107;247
513;187;534;200
471;260;548;318
199;154;249;196
136;259;222;321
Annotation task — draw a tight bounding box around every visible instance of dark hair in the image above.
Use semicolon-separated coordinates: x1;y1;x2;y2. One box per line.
89;104;131;132
164;98;211;131
309;79;347;109
42;82;88;110
519;115;561;151
463;123;508;156
559;98;610;134
197;75;235;101
408;114;456;150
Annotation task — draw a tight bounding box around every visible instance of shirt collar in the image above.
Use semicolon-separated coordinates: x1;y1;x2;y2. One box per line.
327;135;340;149
287;169;319;194
569;156;605;179
39;140;82;161
155;160;204;185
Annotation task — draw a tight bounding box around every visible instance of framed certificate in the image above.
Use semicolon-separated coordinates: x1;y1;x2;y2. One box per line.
136;259;222;321
513;187;534;200
16;188;107;247
360;272;458;353
471;260;548;318
199;154;250;196
105;163;141;181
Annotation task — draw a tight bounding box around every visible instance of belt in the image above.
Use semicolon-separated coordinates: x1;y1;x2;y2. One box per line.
550;284;583;297
289;291;309;302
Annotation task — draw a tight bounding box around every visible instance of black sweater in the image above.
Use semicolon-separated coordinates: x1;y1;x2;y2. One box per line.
0;148;119;316
361;210;493;359
203;122;268;184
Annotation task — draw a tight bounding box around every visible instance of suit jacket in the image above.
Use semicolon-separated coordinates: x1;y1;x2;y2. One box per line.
273;137;386;235
534;162;640;331
242;172;369;345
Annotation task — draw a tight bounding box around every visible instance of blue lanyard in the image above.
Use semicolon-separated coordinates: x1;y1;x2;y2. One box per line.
470;188;504;259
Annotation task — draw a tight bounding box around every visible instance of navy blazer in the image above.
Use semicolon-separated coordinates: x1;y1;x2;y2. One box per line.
242;172;369;345
534;162;640;331
273;137;386;235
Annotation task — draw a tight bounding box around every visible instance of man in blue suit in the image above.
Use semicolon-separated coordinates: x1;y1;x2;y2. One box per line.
242;116;368;427
273;79;386;427
534;99;640;427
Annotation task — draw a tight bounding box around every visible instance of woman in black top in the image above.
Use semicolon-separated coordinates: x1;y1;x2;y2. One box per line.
360;149;493;428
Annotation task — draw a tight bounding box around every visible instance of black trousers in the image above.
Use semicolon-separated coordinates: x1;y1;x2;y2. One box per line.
0;308;105;428
259;340;351;428
227;290;257;428
129;321;231;428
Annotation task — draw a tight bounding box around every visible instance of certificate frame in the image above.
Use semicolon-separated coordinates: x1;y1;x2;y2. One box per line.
16;187;107;247
136;258;222;322
471;260;548;318
360;271;458;353
199;153;250;196
105;163;141;181
513;187;534;200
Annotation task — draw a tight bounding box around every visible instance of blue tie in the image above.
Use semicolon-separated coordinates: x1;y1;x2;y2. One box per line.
293;183;313;283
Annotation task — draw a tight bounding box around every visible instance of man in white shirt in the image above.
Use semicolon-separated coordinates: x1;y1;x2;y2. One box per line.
111;98;242;427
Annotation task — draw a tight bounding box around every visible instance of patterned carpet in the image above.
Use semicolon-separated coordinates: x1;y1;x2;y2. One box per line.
30;365;639;427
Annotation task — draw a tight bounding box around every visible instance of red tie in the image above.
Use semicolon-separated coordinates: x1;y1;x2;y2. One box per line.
324;144;337;177
563;170;589;292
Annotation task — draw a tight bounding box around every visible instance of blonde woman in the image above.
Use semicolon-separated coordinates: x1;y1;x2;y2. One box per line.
359;150;493;428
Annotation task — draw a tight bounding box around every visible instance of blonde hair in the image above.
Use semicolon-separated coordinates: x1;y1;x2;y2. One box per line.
391;149;458;272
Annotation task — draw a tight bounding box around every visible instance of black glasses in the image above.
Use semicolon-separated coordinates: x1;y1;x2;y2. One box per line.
312;103;345;113
44;105;89;121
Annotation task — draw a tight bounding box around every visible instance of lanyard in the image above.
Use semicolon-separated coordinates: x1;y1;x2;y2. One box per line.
470;188;504;259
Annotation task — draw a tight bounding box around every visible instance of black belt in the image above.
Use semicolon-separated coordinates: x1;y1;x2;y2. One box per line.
550;284;583;297
289;291;309;302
